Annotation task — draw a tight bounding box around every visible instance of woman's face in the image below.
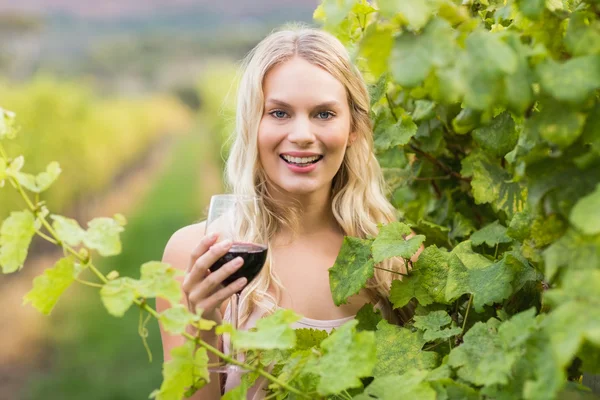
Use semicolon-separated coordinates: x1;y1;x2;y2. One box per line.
257;56;355;199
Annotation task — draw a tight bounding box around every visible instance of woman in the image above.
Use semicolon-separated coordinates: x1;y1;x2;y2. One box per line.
157;22;420;399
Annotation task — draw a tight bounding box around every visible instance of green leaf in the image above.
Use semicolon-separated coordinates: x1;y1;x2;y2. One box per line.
372;221;424;263
83;216;125;256
295;328;330;350
310;320;376;395
329;236;374;306
152;342;209;400
507;210;532;241
359;23;394;79
313;0;354;27
582;103;600;155
50;215;86;247
12;161;62;193
353;370;437;400
221;309;301;350
390;18;456;87
472;111;519;157
542;228;600;280
137;261;182;306
413;310;462;341
528;99;587;149
390;245;451;308
569;184;600;235
355;303;383;332
414;219;451;247
221;379;249;400
23;257;81;315
564;12;600;57
373;112;418;151
461;149;527;217
374;320;439;377
378;0;436;30
0;107;17;139
445;242;516;312
537;55;600;104
517;0;545;19
470;220;512;247
100;277;139;317
0;210;37;273
448;319;518;386
159;305;200;335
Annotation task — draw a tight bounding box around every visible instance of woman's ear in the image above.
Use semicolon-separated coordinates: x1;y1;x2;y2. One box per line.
347;131;357;147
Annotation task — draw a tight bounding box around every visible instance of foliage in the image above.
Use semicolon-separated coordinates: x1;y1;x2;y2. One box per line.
2;0;600;398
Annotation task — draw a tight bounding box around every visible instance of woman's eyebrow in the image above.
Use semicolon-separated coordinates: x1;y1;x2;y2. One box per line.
265;98;341;109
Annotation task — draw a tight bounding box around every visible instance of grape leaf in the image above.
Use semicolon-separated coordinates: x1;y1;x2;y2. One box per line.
390;17;456;87
355;303;383;332
151;342;209;400
542;228;600;280
358;23;394;79
0;107;16;139
159;304;201;335
414;219;451;247
445;242;517;312
413;311;462;341
219;309;301;350
329;236;374;306
461;149;527;218
50;215;86;247
507;210;532;241
373;112;418;151
82;215;125;257
390;245;451;308
353;370;437;400
372;221;424;262
564;11;600;57
537;55;600;104
312;0;354;27
569;184;600;235
528;99;587;149
23;256;82;315
378;0;436;30
0;158;6;186
11;161;62;193
0;210;37;273
295;328;329;350
100;277;139;317
582;103;600;155
137;261;182;306
448;319;519;386
310;320;376;395
472;112;519;157
470;220;512;247
373;320;439;377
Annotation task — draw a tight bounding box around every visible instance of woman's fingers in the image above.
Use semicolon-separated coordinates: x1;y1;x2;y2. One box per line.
183;239;233;291
190;277;248;313
186;233;219;273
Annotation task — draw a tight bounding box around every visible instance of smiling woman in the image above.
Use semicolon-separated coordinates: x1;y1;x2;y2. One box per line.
157;21;421;400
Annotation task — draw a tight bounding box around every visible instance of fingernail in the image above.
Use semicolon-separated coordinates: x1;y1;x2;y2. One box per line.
219;239;232;248
238;277;247;287
233;257;244;266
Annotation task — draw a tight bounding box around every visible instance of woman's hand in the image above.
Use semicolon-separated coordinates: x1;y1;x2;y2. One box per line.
182;233;247;324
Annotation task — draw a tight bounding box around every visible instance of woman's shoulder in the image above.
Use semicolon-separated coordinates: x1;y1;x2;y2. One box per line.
162;220;207;270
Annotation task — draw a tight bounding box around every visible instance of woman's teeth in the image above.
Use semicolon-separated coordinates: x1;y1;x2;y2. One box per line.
281;155;322;166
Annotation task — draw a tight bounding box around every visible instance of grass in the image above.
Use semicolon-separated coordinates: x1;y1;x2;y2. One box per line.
23;125;218;400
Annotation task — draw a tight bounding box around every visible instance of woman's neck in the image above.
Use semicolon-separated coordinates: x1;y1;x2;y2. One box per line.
274;186;342;239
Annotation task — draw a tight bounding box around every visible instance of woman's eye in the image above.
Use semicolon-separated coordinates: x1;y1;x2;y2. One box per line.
270;110;287;119
317;111;334;120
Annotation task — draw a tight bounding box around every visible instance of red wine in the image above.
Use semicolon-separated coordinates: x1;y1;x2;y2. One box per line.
209;242;268;288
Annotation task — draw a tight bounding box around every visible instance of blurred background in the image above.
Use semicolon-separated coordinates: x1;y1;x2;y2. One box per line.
0;1;318;399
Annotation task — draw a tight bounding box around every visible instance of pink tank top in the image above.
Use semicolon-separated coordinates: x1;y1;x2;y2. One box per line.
222;298;383;399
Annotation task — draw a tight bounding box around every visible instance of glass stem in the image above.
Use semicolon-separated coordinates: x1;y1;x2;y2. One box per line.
230;292;242;364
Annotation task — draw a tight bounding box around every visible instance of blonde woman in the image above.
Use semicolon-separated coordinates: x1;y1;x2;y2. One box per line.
157;23;421;399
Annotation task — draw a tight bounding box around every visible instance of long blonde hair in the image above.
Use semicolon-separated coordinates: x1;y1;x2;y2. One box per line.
224;22;409;325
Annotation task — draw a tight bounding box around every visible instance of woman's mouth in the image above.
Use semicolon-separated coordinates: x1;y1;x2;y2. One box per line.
280;154;323;167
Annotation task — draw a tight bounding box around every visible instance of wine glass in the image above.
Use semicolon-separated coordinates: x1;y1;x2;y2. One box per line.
204;194;268;374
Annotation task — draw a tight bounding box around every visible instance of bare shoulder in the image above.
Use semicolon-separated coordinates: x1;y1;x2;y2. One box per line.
162;221;207;272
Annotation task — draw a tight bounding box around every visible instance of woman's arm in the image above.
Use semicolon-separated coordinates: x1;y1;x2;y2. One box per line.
157;223;222;400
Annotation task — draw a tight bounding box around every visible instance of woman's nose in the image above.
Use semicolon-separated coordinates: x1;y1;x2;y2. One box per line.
287;117;315;145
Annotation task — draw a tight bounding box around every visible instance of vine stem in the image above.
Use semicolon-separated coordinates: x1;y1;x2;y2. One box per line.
74;278;103;288
462;294;474;333
409;143;471;183
374;265;408;277
5;159;309;399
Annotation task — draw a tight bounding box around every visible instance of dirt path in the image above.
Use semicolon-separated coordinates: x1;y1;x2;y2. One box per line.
0;132;182;398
